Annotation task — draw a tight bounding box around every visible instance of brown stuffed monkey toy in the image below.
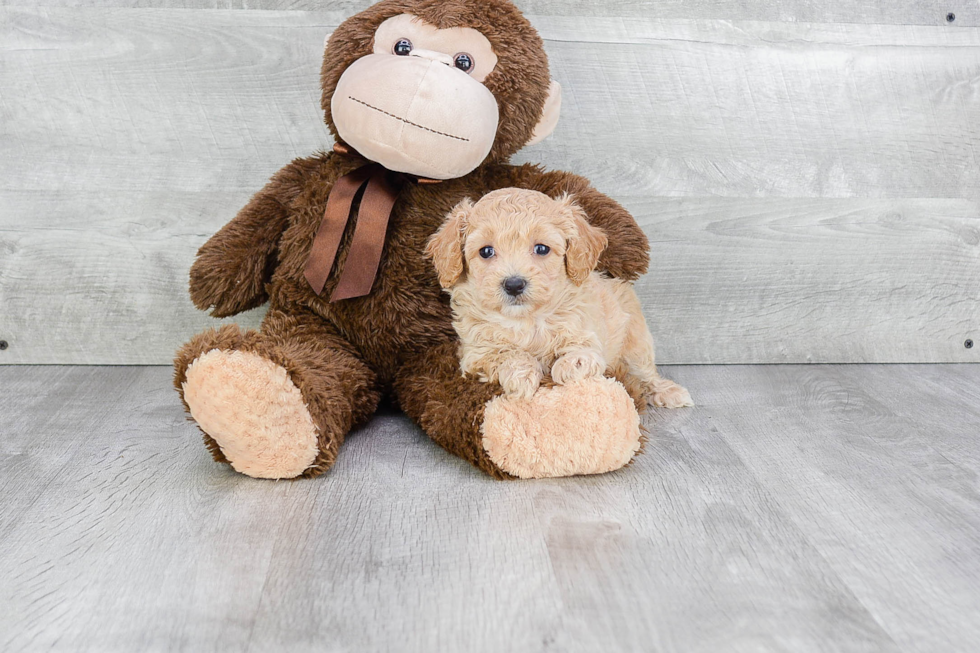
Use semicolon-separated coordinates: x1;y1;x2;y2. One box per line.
174;0;652;480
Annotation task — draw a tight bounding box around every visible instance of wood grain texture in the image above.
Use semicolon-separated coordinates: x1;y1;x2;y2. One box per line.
5;1;978;27
691;365;980;653
525;17;980;200
0;190;265;364
630;197;980;364
2;193;977;364
2;364;979;651
3;9;979;198
1;6;979;364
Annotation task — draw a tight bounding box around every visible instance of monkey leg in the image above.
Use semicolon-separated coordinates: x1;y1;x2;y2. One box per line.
173;309;380;479
395;342;643;480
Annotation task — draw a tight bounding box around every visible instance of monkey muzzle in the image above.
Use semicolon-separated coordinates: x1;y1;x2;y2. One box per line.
331;54;500;180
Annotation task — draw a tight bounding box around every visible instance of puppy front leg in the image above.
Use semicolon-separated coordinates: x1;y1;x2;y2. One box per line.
496;353;545;399
461;346;544;399
552;347;606;385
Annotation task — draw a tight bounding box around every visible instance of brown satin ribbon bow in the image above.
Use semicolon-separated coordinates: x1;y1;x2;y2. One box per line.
304;162;401;302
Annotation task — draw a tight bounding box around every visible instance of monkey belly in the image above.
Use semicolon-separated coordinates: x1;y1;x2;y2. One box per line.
279;230;456;384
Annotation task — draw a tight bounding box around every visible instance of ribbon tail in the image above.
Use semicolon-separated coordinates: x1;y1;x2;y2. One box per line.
304;165;373;296
329;168;400;302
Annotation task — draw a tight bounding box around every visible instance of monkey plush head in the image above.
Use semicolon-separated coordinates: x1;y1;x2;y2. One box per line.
321;0;562;180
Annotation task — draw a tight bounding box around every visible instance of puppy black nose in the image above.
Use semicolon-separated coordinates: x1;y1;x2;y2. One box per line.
503;276;527;296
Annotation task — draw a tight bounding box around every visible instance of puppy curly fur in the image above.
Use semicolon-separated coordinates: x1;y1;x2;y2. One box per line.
427;188;693;408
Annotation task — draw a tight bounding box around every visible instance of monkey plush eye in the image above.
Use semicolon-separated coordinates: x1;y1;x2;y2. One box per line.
453;53;474;73
393;39;413;56
534;244;550;256
479;246;495;259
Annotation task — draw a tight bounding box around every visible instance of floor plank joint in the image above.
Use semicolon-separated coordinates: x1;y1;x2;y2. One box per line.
1;364;978;652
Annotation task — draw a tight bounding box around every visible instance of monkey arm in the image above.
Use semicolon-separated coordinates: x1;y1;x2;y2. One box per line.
519;168;651;281
189;158;318;318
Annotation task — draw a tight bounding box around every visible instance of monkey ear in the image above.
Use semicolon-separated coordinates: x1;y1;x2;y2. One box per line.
426;200;472;289
561;196;608;285
526;80;562;146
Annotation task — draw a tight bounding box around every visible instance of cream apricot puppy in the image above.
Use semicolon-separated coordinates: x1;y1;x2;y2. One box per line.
426;188;693;408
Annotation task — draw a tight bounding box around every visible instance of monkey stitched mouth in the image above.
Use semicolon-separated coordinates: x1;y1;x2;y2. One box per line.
348;96;470;142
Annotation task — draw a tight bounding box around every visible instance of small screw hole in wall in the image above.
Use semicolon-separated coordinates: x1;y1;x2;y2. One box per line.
967;339;975;349
947;13;956;22
0;340;8;351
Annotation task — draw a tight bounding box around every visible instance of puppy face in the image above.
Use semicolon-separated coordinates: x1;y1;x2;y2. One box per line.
427;188;607;316
463;199;569;315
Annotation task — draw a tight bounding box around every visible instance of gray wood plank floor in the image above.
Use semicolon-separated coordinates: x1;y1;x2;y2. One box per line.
1;365;979;652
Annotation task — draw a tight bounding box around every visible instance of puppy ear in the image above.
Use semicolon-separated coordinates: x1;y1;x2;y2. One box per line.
561;196;608;285
426;199;471;288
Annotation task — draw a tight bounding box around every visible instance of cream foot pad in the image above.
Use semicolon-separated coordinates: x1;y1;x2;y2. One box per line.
183;349;319;479
481;376;642;479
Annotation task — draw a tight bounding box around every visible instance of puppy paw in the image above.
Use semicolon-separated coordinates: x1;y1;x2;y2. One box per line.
650;381;694;408
552;350;605;385
498;357;544;399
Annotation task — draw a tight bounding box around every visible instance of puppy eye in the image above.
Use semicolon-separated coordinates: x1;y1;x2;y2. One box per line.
453;53;474;73
479;246;495;259
393;39;413;56
534;244;551;256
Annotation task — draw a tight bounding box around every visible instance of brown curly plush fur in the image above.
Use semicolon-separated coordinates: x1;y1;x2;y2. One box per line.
174;0;649;478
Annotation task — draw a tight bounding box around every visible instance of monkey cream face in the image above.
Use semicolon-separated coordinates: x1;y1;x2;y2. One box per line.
332;14;501;180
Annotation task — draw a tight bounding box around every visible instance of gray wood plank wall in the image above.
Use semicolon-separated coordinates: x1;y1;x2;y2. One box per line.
1;2;978;364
